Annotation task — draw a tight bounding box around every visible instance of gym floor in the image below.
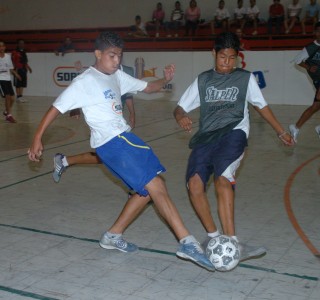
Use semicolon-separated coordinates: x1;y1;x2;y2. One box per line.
0;96;319;300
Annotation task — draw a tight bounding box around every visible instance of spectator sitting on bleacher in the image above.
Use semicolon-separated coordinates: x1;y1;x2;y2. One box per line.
211;0;230;35
244;0;260;36
147;2;165;37
184;0;201;36
301;0;320;35
129;15;149;38
54;37;75;56
267;0;285;35
235;27;250;51
231;0;246;32
165;1;184;37
284;0;302;34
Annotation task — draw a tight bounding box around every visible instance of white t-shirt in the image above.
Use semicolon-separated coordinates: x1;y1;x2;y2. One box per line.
177;73;267;138
53;66;147;148
215;8;230;20
0;53;13;81
247;5;260;19
288;3;302;17
234;7;246;20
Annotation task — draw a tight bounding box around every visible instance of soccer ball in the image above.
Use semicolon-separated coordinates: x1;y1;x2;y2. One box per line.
206;235;240;271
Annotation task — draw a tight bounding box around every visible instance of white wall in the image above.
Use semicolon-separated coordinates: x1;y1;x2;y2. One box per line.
23;50;314;105
0;0;311;31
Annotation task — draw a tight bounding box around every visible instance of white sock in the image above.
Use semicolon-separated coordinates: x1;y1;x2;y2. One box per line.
208;230;220;238
231;235;239;243
62;156;69;167
106;232;122;240
180;235;197;244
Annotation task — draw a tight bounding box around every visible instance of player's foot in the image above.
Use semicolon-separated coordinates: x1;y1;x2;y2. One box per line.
17;97;27;103
176;241;215;271
5;115;17;123
99;232;138;253
53;153;67;183
315;125;320;139
239;243;267;262
289;124;299;143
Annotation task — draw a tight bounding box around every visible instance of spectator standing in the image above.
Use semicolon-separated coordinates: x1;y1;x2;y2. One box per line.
301;0;320;34
147;2;165;37
231;0;247;31
0;41;21;123
129;15;149;38
267;0;285;35
165;1;184;37
245;0;260;35
11;39;32;102
185;0;201;36
211;0;230;35
284;0;302;34
55;37;75;56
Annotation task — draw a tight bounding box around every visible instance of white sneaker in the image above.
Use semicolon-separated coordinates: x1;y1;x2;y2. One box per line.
17;97;27;103
315;125;320;139
289;124;299;143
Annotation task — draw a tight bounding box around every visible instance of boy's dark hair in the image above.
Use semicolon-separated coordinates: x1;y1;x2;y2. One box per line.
315;21;320;29
95;32;124;51
214;32;240;53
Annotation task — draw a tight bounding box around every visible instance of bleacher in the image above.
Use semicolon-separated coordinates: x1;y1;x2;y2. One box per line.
0;23;314;53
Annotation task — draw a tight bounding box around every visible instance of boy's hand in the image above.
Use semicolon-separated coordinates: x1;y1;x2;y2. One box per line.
28;139;44;162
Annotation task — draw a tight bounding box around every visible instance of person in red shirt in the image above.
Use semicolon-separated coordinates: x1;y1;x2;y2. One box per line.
11;39;32;102
267;0;285;34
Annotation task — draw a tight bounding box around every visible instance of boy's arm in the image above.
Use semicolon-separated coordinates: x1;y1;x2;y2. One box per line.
28;106;61;161
253;105;294;145
125;98;135;128
10;69;21;81
173;105;193;133
143;64;175;93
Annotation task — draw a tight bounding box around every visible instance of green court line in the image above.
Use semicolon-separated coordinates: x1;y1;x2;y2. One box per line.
0;285;59;300
0;223;318;282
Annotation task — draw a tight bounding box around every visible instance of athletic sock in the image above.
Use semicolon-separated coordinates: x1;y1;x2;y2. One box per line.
62;156;69;167
208;230;220;238
106;231;122;240
180;235;197;244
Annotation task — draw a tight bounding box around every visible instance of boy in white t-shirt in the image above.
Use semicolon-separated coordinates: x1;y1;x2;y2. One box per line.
284;0;302;34
28;31;214;271
0;41;21;123
211;0;230;35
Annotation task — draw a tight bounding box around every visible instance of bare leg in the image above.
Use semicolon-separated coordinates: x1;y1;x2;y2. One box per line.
214;176;235;236
146;176;189;240
108;193;152;234
66;152;100;166
5;95;14;114
188;174;218;233
296;101;320;128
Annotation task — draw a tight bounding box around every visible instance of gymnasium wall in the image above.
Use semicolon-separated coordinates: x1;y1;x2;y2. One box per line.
23;50;313;105
0;0;311;31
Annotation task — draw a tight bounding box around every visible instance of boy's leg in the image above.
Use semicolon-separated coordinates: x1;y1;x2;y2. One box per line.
188;174;218;234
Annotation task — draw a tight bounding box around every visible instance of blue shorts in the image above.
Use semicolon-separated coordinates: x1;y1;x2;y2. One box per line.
186;129;247;188
96;132;166;196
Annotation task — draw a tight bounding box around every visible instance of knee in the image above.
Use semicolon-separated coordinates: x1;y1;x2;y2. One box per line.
188;175;205;196
214;176;232;190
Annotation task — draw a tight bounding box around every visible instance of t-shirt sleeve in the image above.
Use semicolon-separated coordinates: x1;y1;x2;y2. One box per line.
177;77;200;113
246;73;268;109
294;48;309;64
118;70;147;95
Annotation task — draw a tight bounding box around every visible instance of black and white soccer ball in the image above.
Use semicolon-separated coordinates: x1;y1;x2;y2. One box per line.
206;235;240;271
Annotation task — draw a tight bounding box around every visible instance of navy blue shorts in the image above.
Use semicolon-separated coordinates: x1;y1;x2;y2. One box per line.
96;132;166;196
0;80;15;97
186;129;247;187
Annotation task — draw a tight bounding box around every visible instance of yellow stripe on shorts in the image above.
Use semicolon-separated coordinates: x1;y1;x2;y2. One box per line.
118;134;150;149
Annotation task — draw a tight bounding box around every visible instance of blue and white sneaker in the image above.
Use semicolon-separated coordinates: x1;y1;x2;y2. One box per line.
315;125;320;139
176;241;215;271
99;232;138;253
53;153;67;183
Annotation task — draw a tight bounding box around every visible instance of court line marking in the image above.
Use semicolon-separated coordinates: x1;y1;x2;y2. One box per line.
0;285;59;300
0;223;318;282
284;152;320;259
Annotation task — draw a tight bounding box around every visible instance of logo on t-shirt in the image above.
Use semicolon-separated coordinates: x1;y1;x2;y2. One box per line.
104;89;116;100
205;86;239;102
